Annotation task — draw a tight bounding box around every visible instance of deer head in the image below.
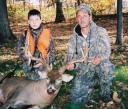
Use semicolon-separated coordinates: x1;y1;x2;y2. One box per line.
46;47;89;95
46;68;73;95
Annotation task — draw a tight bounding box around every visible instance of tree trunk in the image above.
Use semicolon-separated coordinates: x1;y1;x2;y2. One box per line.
55;0;65;23
39;0;42;11
0;0;15;43
77;0;80;6
116;0;123;45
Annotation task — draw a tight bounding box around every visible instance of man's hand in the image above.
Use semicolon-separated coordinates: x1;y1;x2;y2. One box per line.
91;56;101;65
66;63;75;71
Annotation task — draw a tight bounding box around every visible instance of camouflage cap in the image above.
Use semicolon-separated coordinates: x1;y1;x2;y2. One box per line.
76;4;92;15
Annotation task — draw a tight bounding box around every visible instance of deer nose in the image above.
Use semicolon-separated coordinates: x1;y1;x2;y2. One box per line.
47;84;56;95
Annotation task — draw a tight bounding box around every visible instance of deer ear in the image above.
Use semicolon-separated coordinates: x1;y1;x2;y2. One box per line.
62;74;73;82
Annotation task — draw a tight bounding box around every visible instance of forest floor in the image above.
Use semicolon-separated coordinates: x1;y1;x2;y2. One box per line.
0;15;128;109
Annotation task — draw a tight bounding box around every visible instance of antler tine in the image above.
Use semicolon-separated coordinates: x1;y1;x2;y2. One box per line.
81;47;85;58
64;53;68;64
31;56;52;72
58;65;67;74
69;46;88;64
42;56;52;72
58;53;68;74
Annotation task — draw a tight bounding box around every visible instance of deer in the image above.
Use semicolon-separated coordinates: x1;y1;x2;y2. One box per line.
0;67;74;109
0;46;89;109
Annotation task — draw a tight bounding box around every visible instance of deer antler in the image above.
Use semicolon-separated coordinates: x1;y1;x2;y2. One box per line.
59;46;89;74
69;46;89;64
30;56;52;72
29;56;52;79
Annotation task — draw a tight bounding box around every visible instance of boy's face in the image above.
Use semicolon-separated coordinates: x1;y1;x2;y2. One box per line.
28;15;42;29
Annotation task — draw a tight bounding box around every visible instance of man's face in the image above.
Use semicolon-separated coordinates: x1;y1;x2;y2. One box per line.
76;11;92;28
28;15;42;29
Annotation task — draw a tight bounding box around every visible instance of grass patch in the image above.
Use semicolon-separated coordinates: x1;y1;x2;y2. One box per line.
114;65;128;83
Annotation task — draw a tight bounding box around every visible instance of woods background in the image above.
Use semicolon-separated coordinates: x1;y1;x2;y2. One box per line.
0;0;128;109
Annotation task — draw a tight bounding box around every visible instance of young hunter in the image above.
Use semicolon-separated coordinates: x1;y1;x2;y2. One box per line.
66;4;114;109
18;9;55;80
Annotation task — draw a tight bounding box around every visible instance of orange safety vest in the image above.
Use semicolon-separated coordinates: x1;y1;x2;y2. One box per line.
26;28;51;58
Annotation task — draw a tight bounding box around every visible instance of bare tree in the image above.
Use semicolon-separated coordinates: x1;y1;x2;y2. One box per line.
55;0;65;23
116;0;123;45
0;0;15;43
77;0;81;5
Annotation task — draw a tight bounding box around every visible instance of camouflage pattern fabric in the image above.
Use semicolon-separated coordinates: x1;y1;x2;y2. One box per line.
17;25;55;80
66;22;114;104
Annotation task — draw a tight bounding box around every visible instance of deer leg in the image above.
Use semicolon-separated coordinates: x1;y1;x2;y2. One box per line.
0;89;5;105
7;103;34;109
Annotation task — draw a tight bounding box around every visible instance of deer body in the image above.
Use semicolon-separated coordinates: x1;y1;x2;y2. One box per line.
0;77;31;104
9;79;59;108
0;53;87;109
0;72;73;109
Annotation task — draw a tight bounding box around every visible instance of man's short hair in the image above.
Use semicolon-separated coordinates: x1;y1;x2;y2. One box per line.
28;9;41;19
76;4;92;16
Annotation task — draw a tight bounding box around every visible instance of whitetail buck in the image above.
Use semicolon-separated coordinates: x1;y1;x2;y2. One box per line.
0;47;88;109
0;69;73;109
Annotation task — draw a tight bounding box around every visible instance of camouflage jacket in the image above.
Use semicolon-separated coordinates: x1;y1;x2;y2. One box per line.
17;24;55;65
67;22;111;68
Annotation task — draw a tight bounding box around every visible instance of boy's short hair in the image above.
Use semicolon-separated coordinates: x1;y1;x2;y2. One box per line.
28;9;41;19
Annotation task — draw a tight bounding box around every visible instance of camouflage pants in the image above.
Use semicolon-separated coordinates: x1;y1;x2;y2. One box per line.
69;60;114;104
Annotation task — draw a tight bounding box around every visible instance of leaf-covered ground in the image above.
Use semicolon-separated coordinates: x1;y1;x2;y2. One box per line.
0;16;128;109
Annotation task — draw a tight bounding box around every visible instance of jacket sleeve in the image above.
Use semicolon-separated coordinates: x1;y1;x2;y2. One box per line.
97;27;111;60
66;35;77;62
17;32;26;57
66;35;82;69
47;36;55;64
